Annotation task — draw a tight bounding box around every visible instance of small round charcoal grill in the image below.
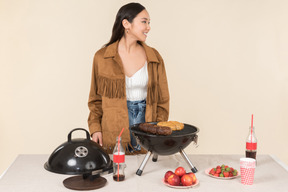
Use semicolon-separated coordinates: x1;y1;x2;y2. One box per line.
130;122;199;176
44;128;113;190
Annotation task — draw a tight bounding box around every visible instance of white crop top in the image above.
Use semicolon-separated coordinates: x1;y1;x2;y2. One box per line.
125;62;148;101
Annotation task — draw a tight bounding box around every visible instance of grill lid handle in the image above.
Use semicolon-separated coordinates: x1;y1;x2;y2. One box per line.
68;128;91;142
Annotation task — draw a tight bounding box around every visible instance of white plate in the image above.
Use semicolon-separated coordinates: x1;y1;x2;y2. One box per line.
162;178;199;189
205;168;240;180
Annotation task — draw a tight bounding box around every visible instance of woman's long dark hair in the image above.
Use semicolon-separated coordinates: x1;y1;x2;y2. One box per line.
104;3;145;47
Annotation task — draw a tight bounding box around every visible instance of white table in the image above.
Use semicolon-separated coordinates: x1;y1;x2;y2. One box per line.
1;154;288;191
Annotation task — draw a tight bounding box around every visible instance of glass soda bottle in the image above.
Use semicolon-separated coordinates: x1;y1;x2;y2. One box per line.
113;136;126;181
245;126;257;160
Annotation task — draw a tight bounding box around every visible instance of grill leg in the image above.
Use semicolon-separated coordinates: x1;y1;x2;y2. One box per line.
179;148;198;173
136;151;152;176
152;153;158;162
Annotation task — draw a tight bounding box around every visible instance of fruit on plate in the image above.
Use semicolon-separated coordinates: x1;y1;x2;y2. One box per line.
167;173;180;186
187;172;197;184
164;171;174;182
209;164;238;178
164;166;197;186
181;174;193;186
175;166;186;177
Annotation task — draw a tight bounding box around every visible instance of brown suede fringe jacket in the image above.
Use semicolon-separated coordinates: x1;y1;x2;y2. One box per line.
88;41;169;154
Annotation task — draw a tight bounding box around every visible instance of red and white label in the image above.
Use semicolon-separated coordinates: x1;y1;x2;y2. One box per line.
113;152;125;163
246;142;257;150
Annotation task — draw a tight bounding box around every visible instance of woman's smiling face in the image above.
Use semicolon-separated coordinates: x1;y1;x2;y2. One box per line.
126;9;151;42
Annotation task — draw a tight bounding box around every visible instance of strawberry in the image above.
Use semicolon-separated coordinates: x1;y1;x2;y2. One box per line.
216;168;221;174
223;171;229;177
213;173;219;177
209;168;216;175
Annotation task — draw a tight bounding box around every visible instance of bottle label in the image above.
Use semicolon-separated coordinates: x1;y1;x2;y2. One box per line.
246;142;257;150
113;154;125;163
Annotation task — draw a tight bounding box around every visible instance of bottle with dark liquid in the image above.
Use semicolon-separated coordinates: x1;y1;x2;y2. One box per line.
246;126;257;160
113;136;126;181
113;173;125;181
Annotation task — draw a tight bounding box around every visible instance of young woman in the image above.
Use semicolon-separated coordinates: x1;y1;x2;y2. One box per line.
88;3;169;154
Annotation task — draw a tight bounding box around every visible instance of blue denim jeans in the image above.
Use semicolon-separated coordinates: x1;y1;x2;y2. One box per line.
127;99;146;151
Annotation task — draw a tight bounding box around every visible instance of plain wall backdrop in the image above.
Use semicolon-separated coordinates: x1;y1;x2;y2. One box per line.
1;0;288;176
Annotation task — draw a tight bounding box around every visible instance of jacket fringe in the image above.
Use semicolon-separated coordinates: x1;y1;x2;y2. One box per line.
97;75;125;98
147;83;157;105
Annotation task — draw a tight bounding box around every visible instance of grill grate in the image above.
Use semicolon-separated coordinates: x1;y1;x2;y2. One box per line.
131;122;199;137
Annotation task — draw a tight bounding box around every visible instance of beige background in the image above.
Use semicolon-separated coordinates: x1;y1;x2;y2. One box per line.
1;0;287;176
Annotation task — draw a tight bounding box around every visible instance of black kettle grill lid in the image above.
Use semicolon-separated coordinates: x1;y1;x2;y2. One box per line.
44;128;111;175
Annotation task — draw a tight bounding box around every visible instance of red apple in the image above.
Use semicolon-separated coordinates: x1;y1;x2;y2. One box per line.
175;166;186;177
164;171;174;182
167;173;180;186
187;172;197;184
181;174;193;186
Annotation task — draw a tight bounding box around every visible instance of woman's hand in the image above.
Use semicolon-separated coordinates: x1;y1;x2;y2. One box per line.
92;132;103;146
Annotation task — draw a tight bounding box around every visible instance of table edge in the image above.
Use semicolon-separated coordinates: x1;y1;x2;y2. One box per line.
269;154;288;172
